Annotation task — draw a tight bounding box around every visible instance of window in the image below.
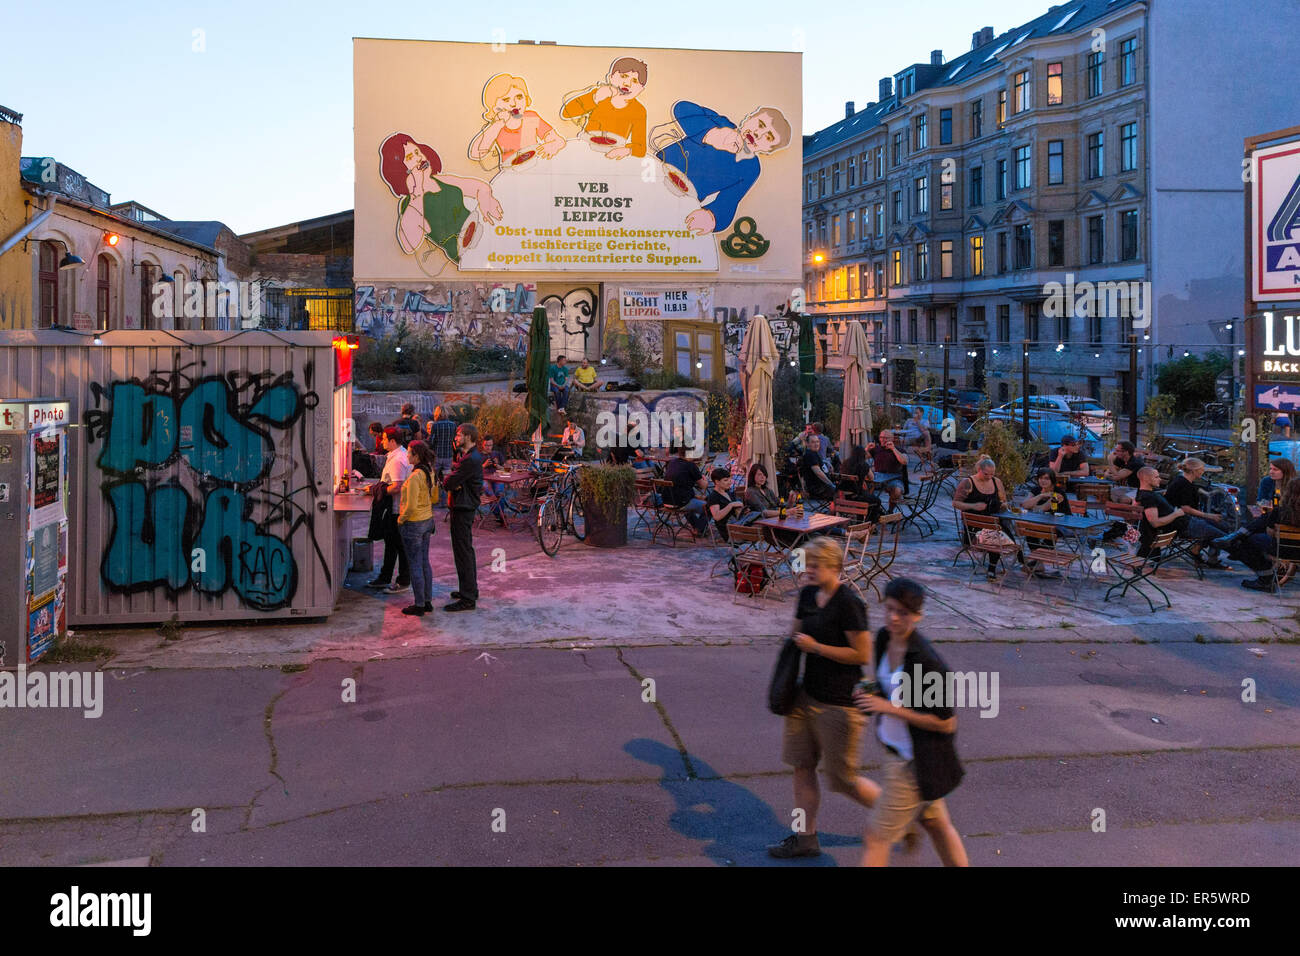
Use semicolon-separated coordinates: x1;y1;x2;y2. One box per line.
1026;303;1041;343
1119;37;1137;87
908;309;918;343
915;175;928;214
874;202;884;237
1087;51;1104;98
874;261;885;296
671;326;720;385
819;168;826;197
858;263;868;296
806;174;814;201
1013;70;1030;114
138;263;157;331
1120;209;1139;261
1014;144;1031;190
847;209;857;243
996;159;1007;201
1048;140;1064;185
1014;224;1032;269
997;304;1010;343
915;243;929;281
969;235;985;276
997;90;1007;128
970;165;983;206
940;109;952;145
997;232;1008;273
893;130;905;166
38;242;59;329
940;240;953;278
874;146;884;179
947;309;958;343
848;266;858;299
97;255;111;329
805;221;814;250
893;190;903;225
1089;311;1103;347
892;249;903;285
1047;62;1063;105
926;309;937;343
1048;219;1065;267
1056;309;1070;345
832;214;841;246
832;163;841;192
861;207;869;240
970;99;983;139
818;218;827;243
847;156;856;188
940;183;954;210
1087;215;1104;264
893;311;902;345
914;114;928;150
1120;122;1138;172
1087;131;1104;179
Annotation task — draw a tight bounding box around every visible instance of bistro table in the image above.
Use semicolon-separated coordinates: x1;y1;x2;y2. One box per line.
753;512;850;593
1006;510;1115;581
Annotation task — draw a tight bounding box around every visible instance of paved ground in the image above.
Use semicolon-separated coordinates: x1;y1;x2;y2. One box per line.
4;482;1297;866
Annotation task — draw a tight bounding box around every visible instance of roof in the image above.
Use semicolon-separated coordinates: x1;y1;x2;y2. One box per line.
21;181;221;256
804;0;1143;158
152;221;230;248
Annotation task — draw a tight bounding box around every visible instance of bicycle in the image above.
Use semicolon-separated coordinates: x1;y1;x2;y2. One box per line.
536;460;587;557
1182;401;1230;432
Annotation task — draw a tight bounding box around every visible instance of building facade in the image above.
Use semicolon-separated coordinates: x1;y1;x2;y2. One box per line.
802;0;1296;411
0;106;31;328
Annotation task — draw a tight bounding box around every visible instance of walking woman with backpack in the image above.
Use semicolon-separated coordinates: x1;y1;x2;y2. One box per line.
398;440;439;616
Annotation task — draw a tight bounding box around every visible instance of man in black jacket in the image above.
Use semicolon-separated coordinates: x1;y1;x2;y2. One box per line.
854;578;968;867
441;423;484;612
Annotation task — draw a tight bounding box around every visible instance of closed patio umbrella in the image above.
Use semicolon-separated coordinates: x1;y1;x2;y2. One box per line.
525;306;551;441
839;320;873;451
797;312;816;423
739;313;778;484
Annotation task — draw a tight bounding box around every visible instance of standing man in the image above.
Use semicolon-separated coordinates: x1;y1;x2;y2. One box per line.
367;427;412;594
442;423;484;612
427;407;458;484
391;403;421;443
549;355;570;412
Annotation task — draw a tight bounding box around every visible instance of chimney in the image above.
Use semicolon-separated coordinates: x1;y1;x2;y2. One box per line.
879;77;893;101
845;101;855;119
971;26;994;49
931;49;944;66
865;101;876;110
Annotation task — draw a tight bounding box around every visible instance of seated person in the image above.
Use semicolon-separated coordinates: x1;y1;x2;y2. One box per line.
1135;467;1190;558
837;444;874;501
952;457;1015;579
662;446;710;536
743;462;781;515
727;441;748;485
799;434;837;500
1105;441;1145;489
479;436;510;523
559;415;586;459
1256;458;1296;514
898;407;934;468
866;429;909;509
1020;467;1071;516
1218;476;1300;592
629;447;656;471
706;467;748;540
573;356;600;393
1049;435;1090;486
549;355;570;411
1163;458;1228;568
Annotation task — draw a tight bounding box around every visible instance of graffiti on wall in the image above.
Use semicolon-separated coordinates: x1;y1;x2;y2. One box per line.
717;305;799;360
540;286;600;360
355;282;536;351
83;364;328;611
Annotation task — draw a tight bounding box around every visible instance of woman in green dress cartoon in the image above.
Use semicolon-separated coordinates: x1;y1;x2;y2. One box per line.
379;132;503;268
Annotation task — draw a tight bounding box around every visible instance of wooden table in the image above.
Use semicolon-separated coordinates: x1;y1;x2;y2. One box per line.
487;470;536;486
755;512;850;539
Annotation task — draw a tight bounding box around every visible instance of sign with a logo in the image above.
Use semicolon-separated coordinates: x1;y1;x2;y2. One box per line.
1252;139;1300;301
1255;383;1300;411
620;287;712;320
27;401;69;430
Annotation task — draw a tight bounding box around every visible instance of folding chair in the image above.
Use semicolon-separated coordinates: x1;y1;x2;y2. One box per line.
830;497;877;528
959;512;1020;590
1014;519;1083;600
649;478;692;547
629;475;658;540
860;512;904;598
1104;499;1143;525
1074;481;1112;514
1270;524;1300;588
838;522;876;602
1105;529;1179;612
1067;499;1089;517
899;473;944;536
799;473;835;515
727;524;790;604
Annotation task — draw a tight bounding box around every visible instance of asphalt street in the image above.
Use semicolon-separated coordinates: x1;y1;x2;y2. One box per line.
2;639;1297;866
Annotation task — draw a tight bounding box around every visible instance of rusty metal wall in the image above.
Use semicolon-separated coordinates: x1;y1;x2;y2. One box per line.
0;330;339;624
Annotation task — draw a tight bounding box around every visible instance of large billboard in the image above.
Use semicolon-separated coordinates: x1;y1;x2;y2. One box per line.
354;39;801;285
1252;138;1300;302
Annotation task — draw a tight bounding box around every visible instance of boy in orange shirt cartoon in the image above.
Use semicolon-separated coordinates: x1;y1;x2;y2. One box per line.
560;57;648;159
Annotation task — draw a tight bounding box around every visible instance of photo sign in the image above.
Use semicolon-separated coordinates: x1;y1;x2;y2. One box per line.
354;40;800;283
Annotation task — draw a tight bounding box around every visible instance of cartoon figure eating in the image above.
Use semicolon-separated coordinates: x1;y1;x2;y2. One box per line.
379;132;503;269
560;57;648;160
468;73;567;170
653;102;791;234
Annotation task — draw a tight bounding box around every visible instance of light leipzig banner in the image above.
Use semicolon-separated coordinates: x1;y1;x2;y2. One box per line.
1252;138;1300;301
354;40;801;283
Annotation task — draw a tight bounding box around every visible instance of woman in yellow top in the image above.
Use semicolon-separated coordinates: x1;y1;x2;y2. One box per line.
399;441;438;616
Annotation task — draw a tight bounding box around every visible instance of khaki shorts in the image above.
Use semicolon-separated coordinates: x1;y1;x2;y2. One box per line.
781;689;866;793
867;751;951;845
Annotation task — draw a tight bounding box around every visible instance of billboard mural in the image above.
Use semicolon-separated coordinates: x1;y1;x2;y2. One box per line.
354;40;801;285
1252;139;1300;301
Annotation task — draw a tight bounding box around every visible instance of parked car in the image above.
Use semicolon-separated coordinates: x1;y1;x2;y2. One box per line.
912;387;987;421
892;403;945;437
993;394;1114;435
982;411;1105;454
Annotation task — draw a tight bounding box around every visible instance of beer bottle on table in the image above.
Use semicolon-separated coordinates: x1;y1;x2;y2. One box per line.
778;497;787;520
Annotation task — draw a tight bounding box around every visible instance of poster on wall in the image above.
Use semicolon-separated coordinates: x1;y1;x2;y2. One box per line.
619;287;713;321
354;40;800;283
1252;138;1300;302
28;592;57;662
29;430;65;531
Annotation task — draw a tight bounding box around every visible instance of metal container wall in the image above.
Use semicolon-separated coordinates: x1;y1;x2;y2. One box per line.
0;330;338;624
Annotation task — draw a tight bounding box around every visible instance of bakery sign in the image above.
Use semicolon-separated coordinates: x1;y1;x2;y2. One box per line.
1252;138;1300;301
619;287;712;321
1251;310;1300;411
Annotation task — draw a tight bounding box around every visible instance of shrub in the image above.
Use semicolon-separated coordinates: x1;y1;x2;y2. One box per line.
354;334;398;383
403;330;466;390
1143;393;1177;449
975;418;1031;490
577;463;637;523
639;369;694;390
1155;353;1228;415
705;389;736;453
473;391;531;445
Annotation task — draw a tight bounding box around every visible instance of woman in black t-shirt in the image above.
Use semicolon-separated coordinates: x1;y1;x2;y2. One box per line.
769;537;882;860
705;468;746;540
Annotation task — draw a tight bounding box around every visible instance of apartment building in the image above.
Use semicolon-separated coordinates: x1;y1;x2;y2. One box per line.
802;0;1295;411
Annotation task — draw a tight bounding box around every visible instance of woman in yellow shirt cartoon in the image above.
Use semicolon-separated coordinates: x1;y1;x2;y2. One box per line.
469;74;567;170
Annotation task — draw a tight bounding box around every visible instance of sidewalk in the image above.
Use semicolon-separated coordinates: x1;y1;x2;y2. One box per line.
69;499;1300;670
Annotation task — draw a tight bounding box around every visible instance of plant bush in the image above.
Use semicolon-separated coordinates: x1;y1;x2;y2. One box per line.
577;462;637;523
1155;353;1229;415
974;418;1031;490
473;391;531;445
639;369;694;390
1143;393;1177;450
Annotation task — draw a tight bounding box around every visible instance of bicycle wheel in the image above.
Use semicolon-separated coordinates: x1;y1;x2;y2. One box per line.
568;487;586;541
537;498;564;557
1181;411;1204;431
